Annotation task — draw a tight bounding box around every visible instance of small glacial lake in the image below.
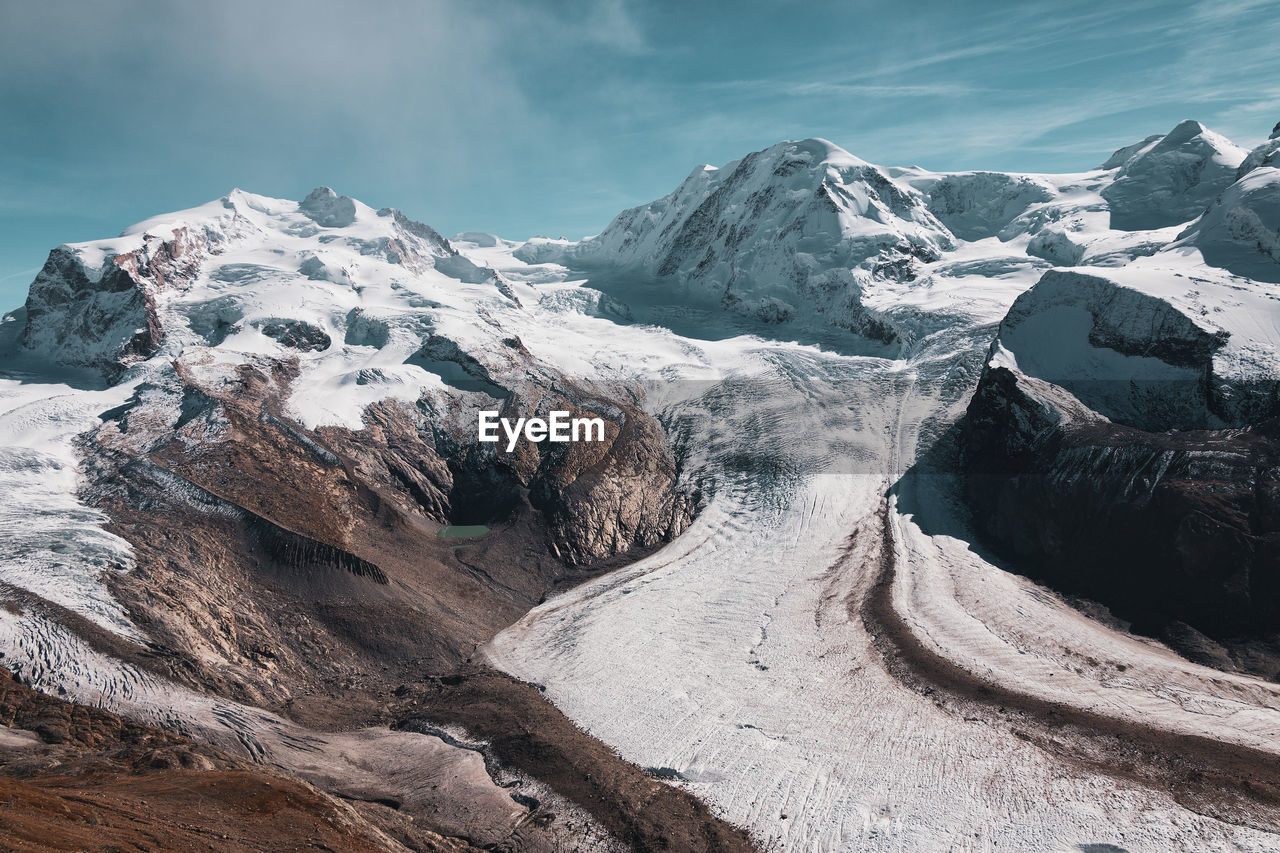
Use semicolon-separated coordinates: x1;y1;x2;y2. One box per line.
437;525;490;539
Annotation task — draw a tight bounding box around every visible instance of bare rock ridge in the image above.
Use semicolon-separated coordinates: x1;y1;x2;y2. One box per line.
0;667;467;853
123;456;391;584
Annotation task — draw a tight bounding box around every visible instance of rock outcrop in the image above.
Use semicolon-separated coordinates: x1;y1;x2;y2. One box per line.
0;667;473;853
8;188;696;710
1236;121;1280;180
20;228;213;378
964;266;1280;675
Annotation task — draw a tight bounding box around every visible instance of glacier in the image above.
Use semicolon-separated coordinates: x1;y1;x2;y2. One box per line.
2;115;1279;851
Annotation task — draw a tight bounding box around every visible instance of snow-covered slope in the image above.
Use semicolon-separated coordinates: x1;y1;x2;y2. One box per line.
17;187;525;429
962;126;1280;685
3;186;696;652
1100;119;1248;230
1176;166;1280;282
1237;121;1280;179
990;264;1280;429
550;138;954;343
917;171;1056;241
481;232;1280;852
528;123;1256;353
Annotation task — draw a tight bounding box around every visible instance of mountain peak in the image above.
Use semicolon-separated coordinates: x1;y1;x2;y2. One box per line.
1098;134;1163;170
564;137;949;344
1162;118;1209;144
15;187;510;378
756;137;871;179
1150;119;1242;161
1101;119;1246;230
299;186;358;228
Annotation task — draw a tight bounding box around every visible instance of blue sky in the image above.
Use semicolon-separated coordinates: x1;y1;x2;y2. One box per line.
2;0;1278;309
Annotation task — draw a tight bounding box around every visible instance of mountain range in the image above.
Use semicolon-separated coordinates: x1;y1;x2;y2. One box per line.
2;117;1279;852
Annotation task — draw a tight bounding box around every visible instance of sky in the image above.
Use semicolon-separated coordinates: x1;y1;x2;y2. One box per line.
2;0;1278;309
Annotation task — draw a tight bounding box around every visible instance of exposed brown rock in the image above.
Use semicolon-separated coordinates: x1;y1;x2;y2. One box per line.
394;666;759;853
0;668;477;853
9;192;739;852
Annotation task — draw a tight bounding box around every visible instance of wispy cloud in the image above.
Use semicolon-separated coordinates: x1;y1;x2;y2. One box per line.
0;268;39;285
706;80;980;99
582;0;649;53
0;0;1276;245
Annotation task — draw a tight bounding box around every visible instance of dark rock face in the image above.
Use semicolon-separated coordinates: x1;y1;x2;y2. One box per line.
299;187;358;228
260;319;332;351
992;270;1241;432
21;227;210;377
510;388;696;565
964;365;1280;677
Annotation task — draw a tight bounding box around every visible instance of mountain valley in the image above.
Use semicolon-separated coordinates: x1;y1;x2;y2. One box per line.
2;117;1279;852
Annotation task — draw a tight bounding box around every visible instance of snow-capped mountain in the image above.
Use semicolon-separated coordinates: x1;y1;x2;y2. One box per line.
20;187;506;384
1100;119;1247;230
1177;155;1280;282
1;183;713;849
508;121;1274;353
3;116;1280;853
531;138;954;343
6;183;698;643
1237;121;1280;178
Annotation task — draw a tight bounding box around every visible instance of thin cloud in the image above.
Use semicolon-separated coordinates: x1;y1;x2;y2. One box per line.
0;0;1277;246
583;0;649;53
0;268;40;285
711;80;980;99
